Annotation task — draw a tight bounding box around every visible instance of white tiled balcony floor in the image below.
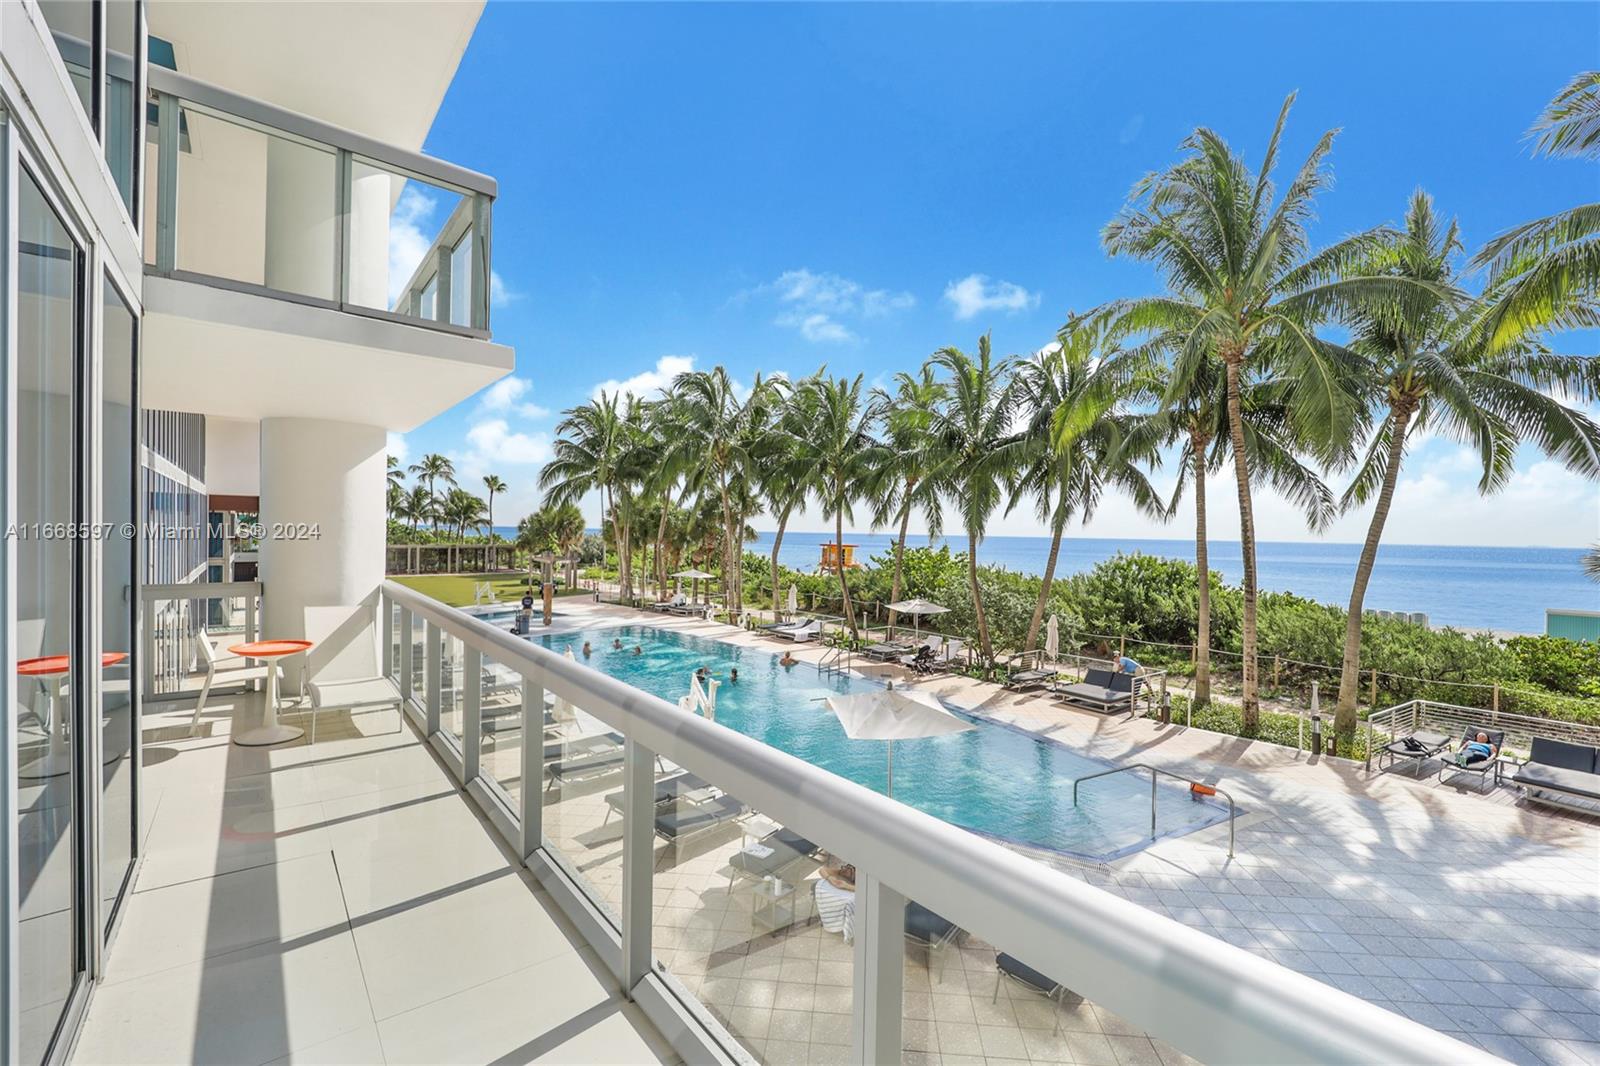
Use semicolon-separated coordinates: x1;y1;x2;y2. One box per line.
72;691;677;1066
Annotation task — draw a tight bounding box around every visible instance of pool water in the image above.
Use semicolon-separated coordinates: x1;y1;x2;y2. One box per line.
522;621;1229;861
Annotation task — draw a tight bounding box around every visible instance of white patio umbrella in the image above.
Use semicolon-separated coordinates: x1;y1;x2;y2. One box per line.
786;584;799;615
886;598;949;641
1045;615;1060;662
672;568;716;602
825;686;974;796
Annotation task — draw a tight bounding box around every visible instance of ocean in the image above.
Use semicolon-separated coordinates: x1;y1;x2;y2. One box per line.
747;532;1597;635
489;526;1596;633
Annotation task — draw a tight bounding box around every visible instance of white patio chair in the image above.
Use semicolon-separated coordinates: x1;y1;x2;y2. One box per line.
303;605;403;744
189;629;281;737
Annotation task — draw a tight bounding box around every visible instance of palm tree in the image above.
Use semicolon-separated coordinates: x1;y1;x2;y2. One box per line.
387;455;405;491
386;480;405;522
756;374;822;614
808;374;885;638
1015;320;1163;653
482;475;507;540
1101;93;1404;728
1585;545;1600;582
928;336;1021;670
1099;320;1337;706
400;485;432;531
442;488;487;540
667;368;779;610
542;393;642;599
870;367;947;633
1472;72;1600;349
1330;190;1600;737
408;453;456;530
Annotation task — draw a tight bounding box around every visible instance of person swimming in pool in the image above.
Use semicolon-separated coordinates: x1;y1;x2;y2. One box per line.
729;667;738;683
695;666;709;682
581;641;592;658
779;650;798;669
612;638;623;650
633;645;643;656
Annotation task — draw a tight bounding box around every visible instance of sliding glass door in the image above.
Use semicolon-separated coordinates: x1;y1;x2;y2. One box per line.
15;165;86;1066
100;277;138;928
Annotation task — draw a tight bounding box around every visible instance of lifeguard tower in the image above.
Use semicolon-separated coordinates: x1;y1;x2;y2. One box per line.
819;542;861;571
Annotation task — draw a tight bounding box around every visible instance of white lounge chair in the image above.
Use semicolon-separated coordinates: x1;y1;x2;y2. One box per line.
189;629;282;737
776;619;822;642
303;605;403;744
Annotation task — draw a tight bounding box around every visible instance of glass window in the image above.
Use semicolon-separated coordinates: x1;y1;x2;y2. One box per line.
449;226;472;326
175;105;337;299
105;0;140;218
100;276;138;928
38;2;95;125
418;274;438;321
16;167;84;1065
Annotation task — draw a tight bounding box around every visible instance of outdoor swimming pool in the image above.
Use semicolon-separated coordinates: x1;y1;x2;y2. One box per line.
516;621;1230;861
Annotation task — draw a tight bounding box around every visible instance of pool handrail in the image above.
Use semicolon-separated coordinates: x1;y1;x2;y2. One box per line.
381;578;1496;1066
1071;762;1237;858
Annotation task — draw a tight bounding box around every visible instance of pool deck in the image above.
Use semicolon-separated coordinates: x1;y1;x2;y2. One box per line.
542;597;1600;1066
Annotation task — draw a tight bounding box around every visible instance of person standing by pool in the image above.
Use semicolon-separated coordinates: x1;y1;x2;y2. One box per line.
1116;654;1140;675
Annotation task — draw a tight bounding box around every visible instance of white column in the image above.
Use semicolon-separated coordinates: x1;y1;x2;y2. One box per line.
264;138;335;298
346;166;394;308
258;418;385;687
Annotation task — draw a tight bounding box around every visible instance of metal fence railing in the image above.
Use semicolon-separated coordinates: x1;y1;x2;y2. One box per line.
1365;698;1600;771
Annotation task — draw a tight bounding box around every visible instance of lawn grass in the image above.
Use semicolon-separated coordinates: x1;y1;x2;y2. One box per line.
389;573;593;608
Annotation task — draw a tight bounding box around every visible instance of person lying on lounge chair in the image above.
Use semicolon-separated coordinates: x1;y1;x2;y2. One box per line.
1456;732;1498;766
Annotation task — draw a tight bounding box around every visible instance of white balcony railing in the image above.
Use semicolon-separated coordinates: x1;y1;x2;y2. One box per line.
380;579;1494;1066
144;66;495;338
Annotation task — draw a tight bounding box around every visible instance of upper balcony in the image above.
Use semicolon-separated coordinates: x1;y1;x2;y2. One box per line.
139;65;512;429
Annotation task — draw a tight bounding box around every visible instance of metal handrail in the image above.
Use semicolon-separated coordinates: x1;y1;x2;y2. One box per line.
380;578;1491;1064
1365;697;1600;771
1071;762;1237;858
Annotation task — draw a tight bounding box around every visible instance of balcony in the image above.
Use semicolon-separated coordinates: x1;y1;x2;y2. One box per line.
139;66;511;426
80;582;1518;1065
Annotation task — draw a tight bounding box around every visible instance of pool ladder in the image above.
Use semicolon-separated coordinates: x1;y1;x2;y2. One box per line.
1071;763;1237;858
818;644;852;677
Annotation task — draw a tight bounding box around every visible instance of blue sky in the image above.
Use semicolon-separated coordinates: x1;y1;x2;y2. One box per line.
396;1;1600;547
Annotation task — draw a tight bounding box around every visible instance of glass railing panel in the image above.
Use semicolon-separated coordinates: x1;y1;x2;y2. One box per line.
654;788;855;1063
478;653;524;806
141;584;262;709
945;931;1190;1066
409;624;425;708
174;102;337;300
440;633;463;745
539;693;624;925
388;600;401;683
346;159;474;327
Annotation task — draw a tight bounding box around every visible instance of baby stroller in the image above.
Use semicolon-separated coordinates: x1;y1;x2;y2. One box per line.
902;644;936;675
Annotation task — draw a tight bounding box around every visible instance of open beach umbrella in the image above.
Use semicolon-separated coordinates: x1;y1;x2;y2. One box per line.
825;686;974;796
1045;615;1060;662
672;568;716;602
886;598;949;641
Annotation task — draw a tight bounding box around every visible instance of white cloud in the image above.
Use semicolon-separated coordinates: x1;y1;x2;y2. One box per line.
386;431;409;465
777;311;856;344
463;419;552;466
476;376;548;419
746;268;914;343
386;186;438;308
490;270;520;308
591;354;696;401
943;274;1041;320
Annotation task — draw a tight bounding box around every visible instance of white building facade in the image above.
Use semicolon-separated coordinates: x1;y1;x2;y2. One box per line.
0;3;511;1060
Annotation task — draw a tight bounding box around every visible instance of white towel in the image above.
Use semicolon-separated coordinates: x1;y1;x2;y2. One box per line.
813;879;856;942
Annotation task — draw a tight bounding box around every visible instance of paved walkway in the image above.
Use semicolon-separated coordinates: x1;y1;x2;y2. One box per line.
561;599;1600;1066
73;690;676;1066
